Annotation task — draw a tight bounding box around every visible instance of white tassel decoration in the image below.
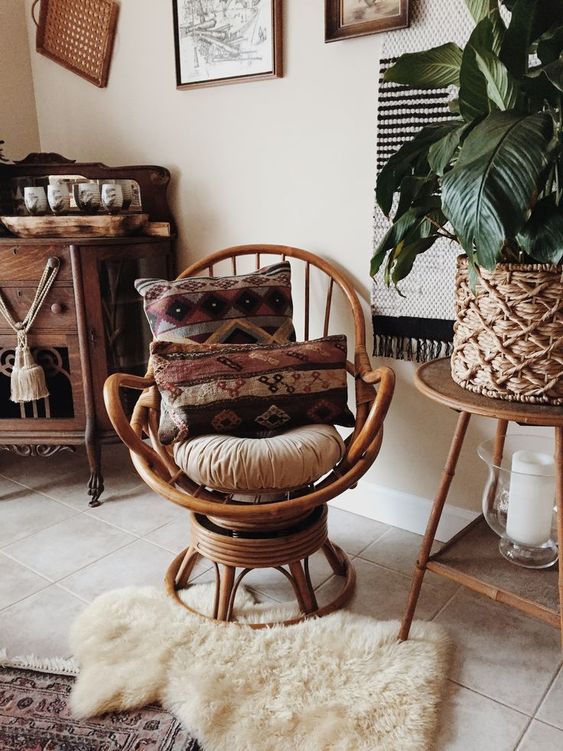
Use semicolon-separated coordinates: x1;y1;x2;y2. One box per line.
10;329;49;403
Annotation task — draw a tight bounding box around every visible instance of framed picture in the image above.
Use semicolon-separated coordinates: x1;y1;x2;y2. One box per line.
325;0;409;42
173;0;283;90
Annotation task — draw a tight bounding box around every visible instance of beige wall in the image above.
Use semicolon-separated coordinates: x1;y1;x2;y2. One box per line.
1;0;40;159
21;0;513;511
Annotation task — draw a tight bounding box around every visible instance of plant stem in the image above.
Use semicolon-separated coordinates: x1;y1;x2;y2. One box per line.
427;214;457;241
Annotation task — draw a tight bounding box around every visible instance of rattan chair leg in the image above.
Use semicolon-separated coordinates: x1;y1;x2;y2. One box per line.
174;546;201;588
289;560;318;613
322;540;348;575
217;565;236;621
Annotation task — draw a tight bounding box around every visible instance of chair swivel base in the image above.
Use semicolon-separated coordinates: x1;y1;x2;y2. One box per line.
164;505;356;628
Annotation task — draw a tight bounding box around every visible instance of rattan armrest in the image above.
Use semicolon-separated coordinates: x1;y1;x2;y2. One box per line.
103;372;169;475
346;348;395;465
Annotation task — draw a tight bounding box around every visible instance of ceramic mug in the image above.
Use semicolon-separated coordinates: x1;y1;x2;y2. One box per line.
117;179;135;210
74;182;101;214
23;186;48;216
101;183;123;214
47;183;70;215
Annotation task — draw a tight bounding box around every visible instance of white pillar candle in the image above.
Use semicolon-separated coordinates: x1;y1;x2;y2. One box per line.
506;450;555;546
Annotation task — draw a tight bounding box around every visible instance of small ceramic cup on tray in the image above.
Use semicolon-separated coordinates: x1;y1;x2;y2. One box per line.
24;186;48;216
101;182;123;214
74;182;101;214
47;182;70;215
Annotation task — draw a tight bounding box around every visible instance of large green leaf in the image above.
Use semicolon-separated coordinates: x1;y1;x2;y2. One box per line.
371;198;441;276
500;0;563;76
395;175;438;219
465;0;498;23
517;196;563;263
543;55;563;92
376;123;458;215
475;49;519;108
441;111;557;268
390;236;440;284
537;26;563;64
428;122;467;175
383;43;463;88
459;14;505;120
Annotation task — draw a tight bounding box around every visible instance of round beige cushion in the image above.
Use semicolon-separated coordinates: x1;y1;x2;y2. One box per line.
173;424;345;494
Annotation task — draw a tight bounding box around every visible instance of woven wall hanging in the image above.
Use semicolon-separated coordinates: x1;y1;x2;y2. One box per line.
371;0;474;362
32;0;119;88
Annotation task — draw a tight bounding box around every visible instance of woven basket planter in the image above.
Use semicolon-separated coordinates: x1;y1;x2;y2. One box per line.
451;256;563;405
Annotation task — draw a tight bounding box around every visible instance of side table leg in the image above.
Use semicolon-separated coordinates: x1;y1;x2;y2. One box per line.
399;411;472;641
555;427;563;649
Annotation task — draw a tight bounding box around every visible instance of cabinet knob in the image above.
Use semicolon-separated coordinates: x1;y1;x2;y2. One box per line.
50;303;65;315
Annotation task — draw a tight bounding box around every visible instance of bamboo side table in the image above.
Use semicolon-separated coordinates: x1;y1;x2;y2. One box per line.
399;358;563;646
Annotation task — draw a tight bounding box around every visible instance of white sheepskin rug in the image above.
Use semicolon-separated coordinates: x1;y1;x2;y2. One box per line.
69;585;450;751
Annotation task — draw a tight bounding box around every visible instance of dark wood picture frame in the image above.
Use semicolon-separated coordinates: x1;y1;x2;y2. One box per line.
173;0;283;90
325;0;409;42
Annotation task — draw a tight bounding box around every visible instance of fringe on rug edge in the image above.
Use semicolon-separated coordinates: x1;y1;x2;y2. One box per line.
0;648;79;676
373;335;453;363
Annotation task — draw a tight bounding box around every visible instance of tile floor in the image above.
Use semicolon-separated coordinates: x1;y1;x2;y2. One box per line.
0;445;561;750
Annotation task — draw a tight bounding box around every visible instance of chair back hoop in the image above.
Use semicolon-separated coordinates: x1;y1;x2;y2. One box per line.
177;244;366;350
102;244;395;523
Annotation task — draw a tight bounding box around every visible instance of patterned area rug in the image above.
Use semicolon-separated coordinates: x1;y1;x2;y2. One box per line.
0;664;199;751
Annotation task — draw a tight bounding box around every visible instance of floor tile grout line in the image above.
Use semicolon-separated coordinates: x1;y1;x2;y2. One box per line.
446;677;536;718
54;537;165;587
351;554;456;594
0;507;84;551
0;578;54;614
429;587;461;623
0;469;146;511
527;716;563;732
2;495;185;552
529;660;563;724
80;510;185;540
513;716;535;750
345;527;393;558
1;536;141;589
54;581;94;605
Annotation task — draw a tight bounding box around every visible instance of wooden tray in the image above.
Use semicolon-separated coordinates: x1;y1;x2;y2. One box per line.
1;214;148;238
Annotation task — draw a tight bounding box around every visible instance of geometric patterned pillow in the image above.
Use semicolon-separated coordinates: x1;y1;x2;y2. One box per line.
135;261;295;345
150;335;355;444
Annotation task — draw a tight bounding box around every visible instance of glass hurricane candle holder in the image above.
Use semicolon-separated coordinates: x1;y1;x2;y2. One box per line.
478;435;557;569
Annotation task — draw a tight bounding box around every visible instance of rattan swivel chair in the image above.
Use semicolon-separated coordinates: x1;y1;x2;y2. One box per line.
104;245;395;627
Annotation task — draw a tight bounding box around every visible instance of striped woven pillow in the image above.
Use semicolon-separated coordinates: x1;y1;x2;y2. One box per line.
151;335;355;444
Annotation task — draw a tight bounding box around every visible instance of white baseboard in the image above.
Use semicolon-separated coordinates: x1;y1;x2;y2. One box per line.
329;479;479;543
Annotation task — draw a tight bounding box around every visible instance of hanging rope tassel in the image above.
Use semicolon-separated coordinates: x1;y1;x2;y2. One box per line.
11;328;49;403
0;256;60;404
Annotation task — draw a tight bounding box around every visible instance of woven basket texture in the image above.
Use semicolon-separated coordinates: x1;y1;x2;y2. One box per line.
451;257;562;405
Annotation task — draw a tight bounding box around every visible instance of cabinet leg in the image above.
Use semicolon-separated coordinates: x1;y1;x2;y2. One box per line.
85;430;104;507
399;411;471;641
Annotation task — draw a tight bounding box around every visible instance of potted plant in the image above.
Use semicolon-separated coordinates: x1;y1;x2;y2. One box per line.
371;0;562;405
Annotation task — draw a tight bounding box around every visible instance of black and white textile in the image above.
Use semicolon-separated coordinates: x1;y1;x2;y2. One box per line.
372;1;473;361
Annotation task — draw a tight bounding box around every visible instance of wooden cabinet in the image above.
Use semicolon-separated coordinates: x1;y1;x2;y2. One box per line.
0;155;175;505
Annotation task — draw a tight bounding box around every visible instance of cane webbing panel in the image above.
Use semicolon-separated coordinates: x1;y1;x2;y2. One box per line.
36;0;118;87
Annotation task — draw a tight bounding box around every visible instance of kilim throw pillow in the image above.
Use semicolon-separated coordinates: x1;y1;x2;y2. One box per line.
135;262;295;344
150;335;355;444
